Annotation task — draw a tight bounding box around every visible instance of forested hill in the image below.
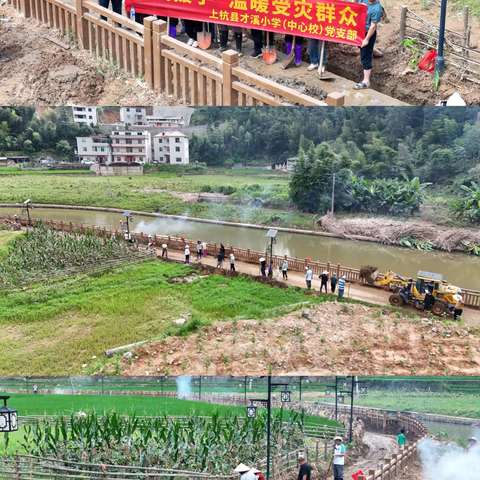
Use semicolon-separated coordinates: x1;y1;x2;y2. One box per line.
190;107;480;185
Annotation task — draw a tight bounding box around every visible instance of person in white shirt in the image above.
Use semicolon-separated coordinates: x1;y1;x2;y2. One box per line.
184;244;190;264
333;436;346;480
305;266;313;290
230;253;236;272
281;255;289;280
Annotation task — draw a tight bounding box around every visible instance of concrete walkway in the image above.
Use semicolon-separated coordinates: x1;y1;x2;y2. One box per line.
159;248;480;326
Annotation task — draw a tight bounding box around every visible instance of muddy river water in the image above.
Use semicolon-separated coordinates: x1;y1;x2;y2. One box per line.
1;205;480;290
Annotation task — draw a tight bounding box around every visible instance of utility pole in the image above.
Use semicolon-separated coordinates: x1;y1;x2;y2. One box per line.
266;375;272;480
349;376;354;443
435;0;448;75
334;376;338;421
331;173;336;214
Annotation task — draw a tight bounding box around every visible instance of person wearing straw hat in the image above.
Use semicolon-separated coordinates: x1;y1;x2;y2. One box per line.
259;257;267;277
333;436;346;480
161;243;168;259
297;452;312;480
234;464;256;480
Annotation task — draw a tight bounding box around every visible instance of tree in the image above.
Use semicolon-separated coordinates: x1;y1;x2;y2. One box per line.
55;140;72;158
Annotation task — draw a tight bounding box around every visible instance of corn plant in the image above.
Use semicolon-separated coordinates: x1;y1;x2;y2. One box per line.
20;412;304;474
0;224;133;287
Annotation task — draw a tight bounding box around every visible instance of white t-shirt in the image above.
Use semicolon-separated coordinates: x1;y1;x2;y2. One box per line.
230;254;235;263
305;269;313;281
185;247;190;256
333;444;346;465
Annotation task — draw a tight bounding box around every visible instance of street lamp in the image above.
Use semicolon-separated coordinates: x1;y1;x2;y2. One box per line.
122;211;133;240
435;0;448;76
0;396;18;450
245;376;291;480
265;229;277;278
23;199;32;226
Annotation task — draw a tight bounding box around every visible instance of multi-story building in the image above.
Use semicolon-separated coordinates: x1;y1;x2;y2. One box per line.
119;107;147;126
76;136;111;164
110;130;152;164
152;131;189;164
72;106;98;126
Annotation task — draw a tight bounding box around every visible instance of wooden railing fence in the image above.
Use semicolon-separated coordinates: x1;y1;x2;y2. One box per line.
3;214;480;308
399;5;479;85
7;0;345;106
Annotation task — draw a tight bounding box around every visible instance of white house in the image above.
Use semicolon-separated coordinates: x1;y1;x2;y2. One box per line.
110;130;152;164
72;106;98;126
152;131;189;164
119;107;147;125
76;136;111;164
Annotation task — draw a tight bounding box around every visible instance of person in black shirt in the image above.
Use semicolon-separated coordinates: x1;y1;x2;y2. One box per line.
297;453;311;480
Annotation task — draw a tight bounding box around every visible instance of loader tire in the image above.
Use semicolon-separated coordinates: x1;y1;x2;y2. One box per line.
432;300;447;316
389;293;404;307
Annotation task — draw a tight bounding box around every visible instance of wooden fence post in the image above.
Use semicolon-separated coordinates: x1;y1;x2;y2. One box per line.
152;19;167;93
399;6;408;45
19;0;30;18
143;16;156;89
75;0;88;49
222;50;239;106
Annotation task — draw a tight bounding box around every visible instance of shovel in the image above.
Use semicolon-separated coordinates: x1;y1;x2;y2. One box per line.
317;40;334;81
197;22;212;50
281;35;296;69
262;31;277;64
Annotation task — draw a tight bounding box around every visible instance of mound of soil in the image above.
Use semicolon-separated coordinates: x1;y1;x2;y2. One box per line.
319;214;480;252
122;302;480;376
0;5;173;105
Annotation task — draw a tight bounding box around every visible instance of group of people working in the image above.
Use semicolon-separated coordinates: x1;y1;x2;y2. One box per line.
100;0;384;90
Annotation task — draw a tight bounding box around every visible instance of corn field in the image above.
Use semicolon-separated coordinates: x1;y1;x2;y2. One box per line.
0;224;134;287
18;412;304;475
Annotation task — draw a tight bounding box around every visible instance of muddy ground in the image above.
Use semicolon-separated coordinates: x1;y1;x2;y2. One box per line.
0;5;173;105
1;0;479;105
122;301;480;376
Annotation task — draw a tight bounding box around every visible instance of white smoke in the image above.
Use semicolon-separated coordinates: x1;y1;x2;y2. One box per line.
176;376;192;399
418;437;480;480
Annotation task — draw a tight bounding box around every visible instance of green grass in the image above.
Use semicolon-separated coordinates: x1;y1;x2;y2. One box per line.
0;231;22;259
353;390;480;418
0;260;328;375
0;170;316;229
0;167;92;175
452;0;480;17
1;393;336;423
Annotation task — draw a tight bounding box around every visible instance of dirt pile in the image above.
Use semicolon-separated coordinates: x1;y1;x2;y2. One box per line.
0;5;173;105
319;214;480;252
122;302;480;376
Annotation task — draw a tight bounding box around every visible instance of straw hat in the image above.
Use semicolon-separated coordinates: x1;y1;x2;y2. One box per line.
298;453;306;460
259;257;265;262
234;464;251;473
334;436;343;441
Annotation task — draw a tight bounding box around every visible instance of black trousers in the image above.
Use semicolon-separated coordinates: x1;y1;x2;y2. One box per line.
251;29;273;52
99;0;121;14
360;31;377;70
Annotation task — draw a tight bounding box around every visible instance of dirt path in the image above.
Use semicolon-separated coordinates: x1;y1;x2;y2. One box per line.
0;5;174;105
346;432;399;478
121;250;480;376
161;249;480;326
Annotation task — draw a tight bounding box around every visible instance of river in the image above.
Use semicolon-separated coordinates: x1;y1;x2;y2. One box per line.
2;205;480;290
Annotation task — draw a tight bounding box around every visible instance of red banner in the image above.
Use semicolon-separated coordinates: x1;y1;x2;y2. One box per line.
125;0;368;46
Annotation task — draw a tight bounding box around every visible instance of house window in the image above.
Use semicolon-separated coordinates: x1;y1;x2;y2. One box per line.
175;147;180;152
176;158;182;162
175;138;180;143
